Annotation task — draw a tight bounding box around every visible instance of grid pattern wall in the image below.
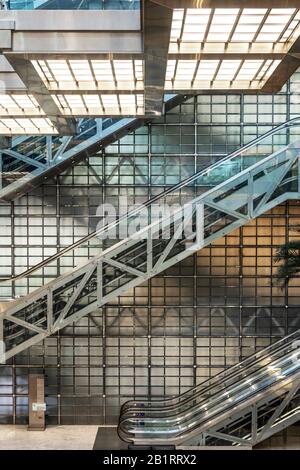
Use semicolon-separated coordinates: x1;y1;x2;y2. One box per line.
1;70;300;424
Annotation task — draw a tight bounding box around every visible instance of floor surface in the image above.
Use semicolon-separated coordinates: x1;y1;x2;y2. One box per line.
0;425;99;450
0;424;300;450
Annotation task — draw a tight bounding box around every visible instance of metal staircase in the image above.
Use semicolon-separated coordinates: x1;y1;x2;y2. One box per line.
118;330;300;447
0;117;138;202
1;117;300;365
0;95;181;202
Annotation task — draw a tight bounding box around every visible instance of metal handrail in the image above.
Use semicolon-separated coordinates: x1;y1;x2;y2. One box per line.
118;333;300;444
1;117;300;284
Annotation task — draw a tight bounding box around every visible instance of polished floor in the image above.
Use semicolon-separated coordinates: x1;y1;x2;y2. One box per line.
0;425;100;450
0;425;300;450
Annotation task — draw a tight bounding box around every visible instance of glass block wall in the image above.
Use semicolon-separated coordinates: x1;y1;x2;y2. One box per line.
0;70;300;424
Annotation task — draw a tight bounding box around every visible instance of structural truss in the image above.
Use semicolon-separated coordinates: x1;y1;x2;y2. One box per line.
1;117;300;362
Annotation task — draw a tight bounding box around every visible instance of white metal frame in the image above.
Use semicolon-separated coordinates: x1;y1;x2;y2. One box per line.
1;137;300;361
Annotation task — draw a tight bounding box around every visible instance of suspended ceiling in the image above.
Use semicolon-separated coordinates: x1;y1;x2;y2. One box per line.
0;0;300;134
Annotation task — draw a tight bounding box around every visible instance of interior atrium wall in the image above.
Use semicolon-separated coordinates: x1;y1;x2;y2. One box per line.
0;70;300;424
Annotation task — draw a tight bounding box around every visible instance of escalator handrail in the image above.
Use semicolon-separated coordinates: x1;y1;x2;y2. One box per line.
118;345;300;443
118;329;300;417
1;116;300;284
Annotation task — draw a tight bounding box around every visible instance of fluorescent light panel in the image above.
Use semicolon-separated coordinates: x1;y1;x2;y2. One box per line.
0;118;58;135
32;59;144;91
0;94;44;116
52;93;144;116
170;8;300;50
165;59;281;89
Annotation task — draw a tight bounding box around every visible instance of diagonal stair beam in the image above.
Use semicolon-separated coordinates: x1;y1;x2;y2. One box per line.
1;136;300;362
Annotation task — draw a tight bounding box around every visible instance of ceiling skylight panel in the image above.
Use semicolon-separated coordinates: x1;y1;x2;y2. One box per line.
170;8;184;41
113;61;135;84
47;60;74;82
195;61;219;81
13;95;40;109
91;60;114;83
69;60;94;83
32;60;53;84
231;11;263;42
0;116;56;134
182;9;210;42
101;95;119;110
0;94;43;116
256;10;296;42
235;61;263;80
175;60;197;81
207;9;239;42
119;95;135;108
170;20;183;41
216;61;241;81
64;95;85;112
136;94;144;108
166;61;176;81
280;20;300;41
134;61;144;82
82;94;101;110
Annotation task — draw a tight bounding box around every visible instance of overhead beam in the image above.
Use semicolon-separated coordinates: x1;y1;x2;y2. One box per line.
0;10;141;31
168;53;286;60
144;0;172;116
9;33;142;55
261;55;300;92
5;55;76;135
262;36;300;92
0;11;142;54
151;0;300;8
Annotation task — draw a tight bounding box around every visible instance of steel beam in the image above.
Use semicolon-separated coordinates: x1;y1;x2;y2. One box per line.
144;0;172;116
262;36;300;92
2;148;46;169
0;10;141;31
5;55;76;135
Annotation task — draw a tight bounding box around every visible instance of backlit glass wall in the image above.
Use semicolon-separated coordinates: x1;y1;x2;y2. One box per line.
0;69;300;424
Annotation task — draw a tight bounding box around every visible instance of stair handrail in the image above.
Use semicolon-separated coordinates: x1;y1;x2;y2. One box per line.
1;116;300;283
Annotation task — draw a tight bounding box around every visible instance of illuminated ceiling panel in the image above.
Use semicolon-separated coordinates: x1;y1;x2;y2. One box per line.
52;93;144;116
170;8;300;52
0;118;58;135
165;59;281;90
0;7;300;134
32;59;144;91
0;94;44;116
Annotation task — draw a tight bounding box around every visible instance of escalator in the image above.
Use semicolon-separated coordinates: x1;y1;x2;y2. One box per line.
1;117;300;365
118;330;300;447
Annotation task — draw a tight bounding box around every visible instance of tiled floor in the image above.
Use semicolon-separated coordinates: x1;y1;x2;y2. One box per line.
0;425;99;450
